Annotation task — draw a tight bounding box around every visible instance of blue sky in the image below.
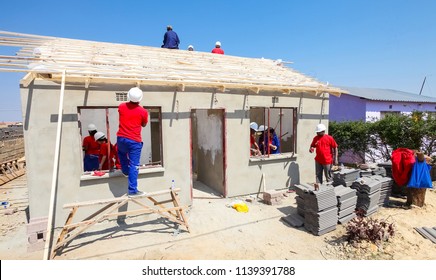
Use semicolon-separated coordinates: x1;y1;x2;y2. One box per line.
0;0;435;121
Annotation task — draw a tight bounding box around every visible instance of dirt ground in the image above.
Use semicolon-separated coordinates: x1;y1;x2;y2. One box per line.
0;174;435;260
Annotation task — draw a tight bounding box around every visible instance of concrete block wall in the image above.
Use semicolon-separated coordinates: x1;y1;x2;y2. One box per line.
26;216;47;252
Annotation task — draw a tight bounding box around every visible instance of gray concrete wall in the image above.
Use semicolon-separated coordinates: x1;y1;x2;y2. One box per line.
21;79;328;226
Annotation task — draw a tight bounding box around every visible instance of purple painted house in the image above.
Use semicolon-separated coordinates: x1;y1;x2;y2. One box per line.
329;87;436;164
330;87;436;122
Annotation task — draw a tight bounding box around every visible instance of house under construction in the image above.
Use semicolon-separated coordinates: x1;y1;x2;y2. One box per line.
0;31;345;252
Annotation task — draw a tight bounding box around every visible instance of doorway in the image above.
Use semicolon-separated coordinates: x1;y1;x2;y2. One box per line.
190;109;226;198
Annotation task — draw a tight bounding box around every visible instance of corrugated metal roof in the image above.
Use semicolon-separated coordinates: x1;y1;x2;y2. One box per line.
340;86;436;103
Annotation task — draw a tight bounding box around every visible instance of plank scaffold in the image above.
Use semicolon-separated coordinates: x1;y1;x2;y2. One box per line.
51;187;189;259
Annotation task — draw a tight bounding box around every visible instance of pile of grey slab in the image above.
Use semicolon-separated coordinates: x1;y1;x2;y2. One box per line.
351;177;381;216
284;164;395;236
372;175;393;207
334;185;357;224
333;168;360;187
294;183;338;236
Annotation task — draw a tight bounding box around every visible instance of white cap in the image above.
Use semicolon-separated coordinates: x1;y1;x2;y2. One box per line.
215;41;221;47
315;123;326;133
188;45;194;50
250;122;258;131
128;87;143;103
94;131;106;141
87;123;97;131
258;125;268;132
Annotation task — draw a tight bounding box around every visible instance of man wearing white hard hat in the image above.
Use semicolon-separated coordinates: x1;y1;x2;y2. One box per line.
309;123;338;185
82;123;100;171
211;41;224;54
250;122;261;156
117;87;149;197
94;132;118;171
187;45;194;51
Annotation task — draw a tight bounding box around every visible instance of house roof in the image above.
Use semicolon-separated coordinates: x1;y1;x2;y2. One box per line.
340;86;436;103
0;30;345;95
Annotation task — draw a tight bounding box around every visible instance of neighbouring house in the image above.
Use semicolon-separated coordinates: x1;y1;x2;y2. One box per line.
0;31;345;251
329;86;436;164
330;86;436;122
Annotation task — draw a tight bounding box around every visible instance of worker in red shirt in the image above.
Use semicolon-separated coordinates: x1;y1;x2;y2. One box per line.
309;123;338;185
94;131;117;171
211;41;224;54
82;123;100;171
117;87;149;197
250;122;261;156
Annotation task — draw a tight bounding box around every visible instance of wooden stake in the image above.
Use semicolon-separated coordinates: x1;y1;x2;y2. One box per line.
43;69;66;260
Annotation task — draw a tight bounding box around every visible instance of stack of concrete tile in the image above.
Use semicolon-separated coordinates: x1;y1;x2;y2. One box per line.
377;162;392;178
334;185;357;224
351;177;381;216
303;185;338;236
372;175;393;206
332;168;361;187
372;166;387;176
359;168;373;177
263;190;283;205
294;183;315;217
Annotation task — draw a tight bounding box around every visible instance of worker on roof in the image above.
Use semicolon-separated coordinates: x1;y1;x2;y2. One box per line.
82;123;100;171
187;45;194;51
211;41;224;54
117;87;149;197
161;25;180;49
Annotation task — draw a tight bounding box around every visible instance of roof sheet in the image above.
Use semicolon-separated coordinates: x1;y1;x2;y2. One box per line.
340;86;436;103
0;31;344;95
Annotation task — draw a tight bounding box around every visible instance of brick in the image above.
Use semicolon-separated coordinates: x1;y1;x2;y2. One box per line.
263;190;283;200
27;217;48;235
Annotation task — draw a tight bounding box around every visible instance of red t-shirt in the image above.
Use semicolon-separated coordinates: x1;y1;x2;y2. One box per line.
117;102;149;143
211;48;224;54
310;134;338;165
99;142;117;170
82;135;100;155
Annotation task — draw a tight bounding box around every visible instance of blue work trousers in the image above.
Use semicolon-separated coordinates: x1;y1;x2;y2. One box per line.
117;137;143;194
84;154;99;171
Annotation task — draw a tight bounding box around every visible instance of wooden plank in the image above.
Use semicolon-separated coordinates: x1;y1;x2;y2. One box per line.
53;199;129;251
63;188;180;208
171;190;190;232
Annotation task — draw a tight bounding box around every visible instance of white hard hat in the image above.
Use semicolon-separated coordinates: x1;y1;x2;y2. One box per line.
250;122;258;131
128;87;143;103
258;125;268;132
87;123;97;131
94;131;106;141
188;45;194;50
215;41;221;47
315;123;326;133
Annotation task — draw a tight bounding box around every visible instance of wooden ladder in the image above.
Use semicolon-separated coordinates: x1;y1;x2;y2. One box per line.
51;187;189;259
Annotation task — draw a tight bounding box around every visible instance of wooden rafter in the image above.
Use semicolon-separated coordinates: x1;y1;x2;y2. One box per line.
0;30;346;96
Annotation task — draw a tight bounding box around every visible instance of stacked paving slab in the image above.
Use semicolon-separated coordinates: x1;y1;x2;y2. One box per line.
372;175;393;206
334;185;357;224
295;184;338;236
332;168;361;187
351;177;381;216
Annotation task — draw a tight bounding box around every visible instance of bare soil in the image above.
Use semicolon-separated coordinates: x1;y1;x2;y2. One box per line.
0;175;435;260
